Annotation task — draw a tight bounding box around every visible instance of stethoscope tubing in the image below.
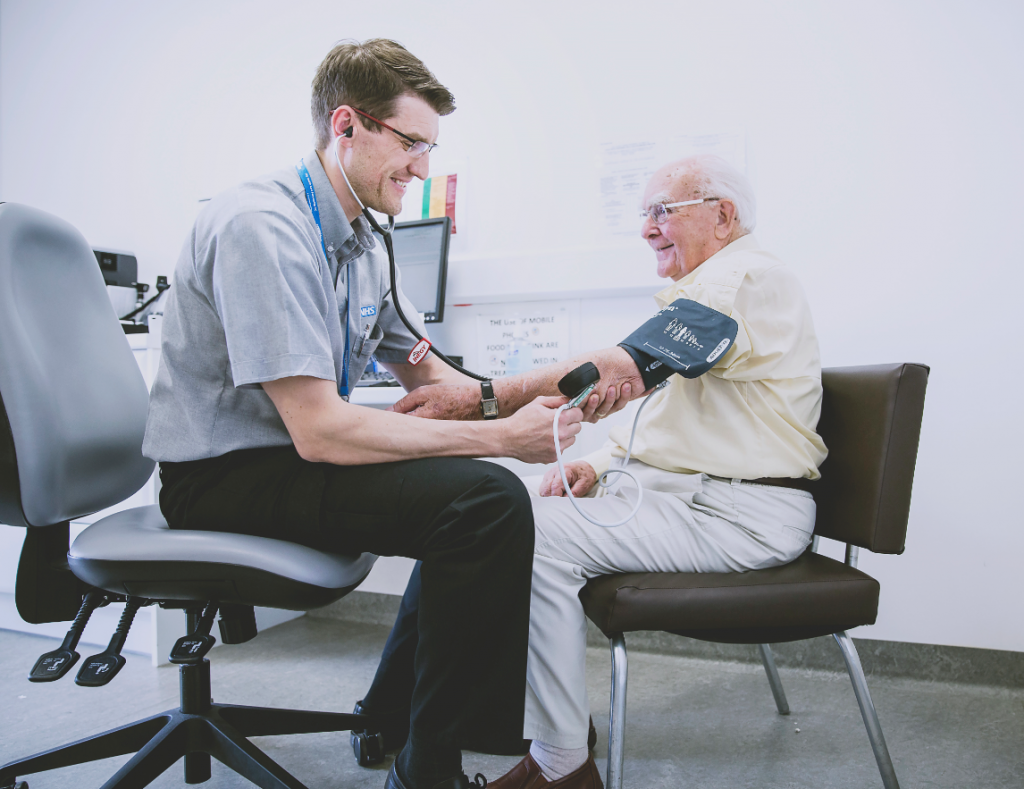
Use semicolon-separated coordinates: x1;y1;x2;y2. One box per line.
336;134;664;518
334;134;490;383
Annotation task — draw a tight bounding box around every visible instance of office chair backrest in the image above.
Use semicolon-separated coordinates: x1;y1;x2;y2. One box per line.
811;363;929;555
0;203;154;528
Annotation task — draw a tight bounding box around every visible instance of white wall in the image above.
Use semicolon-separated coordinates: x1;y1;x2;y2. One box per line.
2;0;1022;653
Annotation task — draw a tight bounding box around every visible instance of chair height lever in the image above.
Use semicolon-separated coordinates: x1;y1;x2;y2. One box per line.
28;590;105;682
169;602;219;664
75;597;147;686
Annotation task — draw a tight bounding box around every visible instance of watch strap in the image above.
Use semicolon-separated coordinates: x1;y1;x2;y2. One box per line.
480;381;499;420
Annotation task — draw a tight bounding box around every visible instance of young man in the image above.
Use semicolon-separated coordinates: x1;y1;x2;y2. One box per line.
143;39;588;789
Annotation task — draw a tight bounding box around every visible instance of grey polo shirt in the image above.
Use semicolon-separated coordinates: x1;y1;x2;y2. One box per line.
142;151;426;462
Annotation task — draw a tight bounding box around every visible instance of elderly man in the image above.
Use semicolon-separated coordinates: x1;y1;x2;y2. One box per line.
368;154;827;789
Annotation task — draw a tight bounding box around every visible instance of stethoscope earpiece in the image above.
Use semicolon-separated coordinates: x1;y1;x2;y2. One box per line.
333;134;395;236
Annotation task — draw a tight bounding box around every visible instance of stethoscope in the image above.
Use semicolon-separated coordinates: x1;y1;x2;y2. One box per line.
321;132;655;528
330;133;489;383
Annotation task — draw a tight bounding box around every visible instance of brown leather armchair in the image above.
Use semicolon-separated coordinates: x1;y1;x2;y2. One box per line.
581;363;929;789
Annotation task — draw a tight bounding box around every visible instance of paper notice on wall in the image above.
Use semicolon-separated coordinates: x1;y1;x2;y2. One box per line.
477;311;572;379
599;140;662;237
668;132;746;174
599;132;746;238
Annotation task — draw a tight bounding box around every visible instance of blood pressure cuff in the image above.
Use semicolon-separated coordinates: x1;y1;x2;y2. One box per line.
618;298;738;390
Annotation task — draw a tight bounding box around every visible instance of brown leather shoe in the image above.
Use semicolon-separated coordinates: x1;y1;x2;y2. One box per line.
485;752;603;789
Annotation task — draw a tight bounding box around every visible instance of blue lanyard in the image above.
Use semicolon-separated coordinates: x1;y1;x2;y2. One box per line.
296;159;351;399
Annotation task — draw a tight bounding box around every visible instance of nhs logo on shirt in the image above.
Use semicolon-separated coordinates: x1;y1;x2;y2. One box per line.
360;305;377;318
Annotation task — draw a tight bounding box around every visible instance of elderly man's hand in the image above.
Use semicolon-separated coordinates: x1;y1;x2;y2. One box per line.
539;459;598;498
582;347;648;422
388;383;481;420
578;382;633;424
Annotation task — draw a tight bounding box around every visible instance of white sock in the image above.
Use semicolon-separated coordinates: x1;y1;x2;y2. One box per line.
529;740;588;782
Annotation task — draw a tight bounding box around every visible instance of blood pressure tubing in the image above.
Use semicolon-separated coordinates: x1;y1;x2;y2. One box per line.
551;384;665;528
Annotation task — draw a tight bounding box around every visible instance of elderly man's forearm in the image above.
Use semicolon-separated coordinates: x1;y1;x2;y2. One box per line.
494;347;644;415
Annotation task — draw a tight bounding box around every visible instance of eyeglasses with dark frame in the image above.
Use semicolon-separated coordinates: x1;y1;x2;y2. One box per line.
640;198;722;224
344;108;438;158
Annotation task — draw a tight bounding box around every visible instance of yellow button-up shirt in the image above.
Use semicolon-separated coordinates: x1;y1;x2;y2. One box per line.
582;234;828;481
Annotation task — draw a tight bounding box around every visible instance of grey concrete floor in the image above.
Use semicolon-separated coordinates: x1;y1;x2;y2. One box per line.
1;616;1021;789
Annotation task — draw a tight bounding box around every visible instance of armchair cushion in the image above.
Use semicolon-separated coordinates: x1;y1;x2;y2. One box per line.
581;550;879;644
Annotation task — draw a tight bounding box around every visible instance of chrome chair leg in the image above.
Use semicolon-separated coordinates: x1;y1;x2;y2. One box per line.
606;634;628;789
833;631;900;789
757;643;790;715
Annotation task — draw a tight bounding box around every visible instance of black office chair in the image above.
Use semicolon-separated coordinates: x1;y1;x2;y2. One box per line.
0;202;376;789
581;363;928;789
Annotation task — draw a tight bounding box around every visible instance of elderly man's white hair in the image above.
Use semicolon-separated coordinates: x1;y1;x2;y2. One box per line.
681;154;757;234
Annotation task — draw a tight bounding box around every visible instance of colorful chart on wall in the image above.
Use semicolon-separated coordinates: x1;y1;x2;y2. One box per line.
398;173;458;233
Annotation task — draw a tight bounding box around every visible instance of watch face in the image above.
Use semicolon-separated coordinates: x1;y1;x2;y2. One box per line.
482;400;499;418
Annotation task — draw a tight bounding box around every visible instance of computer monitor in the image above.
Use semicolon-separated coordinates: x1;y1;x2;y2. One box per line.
391;216;451;323
94;249;138;288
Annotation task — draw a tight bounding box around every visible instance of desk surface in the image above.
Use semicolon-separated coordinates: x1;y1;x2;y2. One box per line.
350;385;406;408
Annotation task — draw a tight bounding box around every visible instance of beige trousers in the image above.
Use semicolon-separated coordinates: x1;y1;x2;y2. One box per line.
519;462;815;748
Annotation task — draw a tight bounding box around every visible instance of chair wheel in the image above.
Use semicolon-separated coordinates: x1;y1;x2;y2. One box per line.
351;730;385;767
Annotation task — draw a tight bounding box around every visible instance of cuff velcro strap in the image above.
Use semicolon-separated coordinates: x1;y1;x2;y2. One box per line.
619;298;738;390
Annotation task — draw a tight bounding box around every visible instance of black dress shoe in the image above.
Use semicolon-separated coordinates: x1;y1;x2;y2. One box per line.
385;762;488;789
352;699;411;766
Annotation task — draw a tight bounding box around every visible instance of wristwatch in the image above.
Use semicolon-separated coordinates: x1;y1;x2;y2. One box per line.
480;381;499;420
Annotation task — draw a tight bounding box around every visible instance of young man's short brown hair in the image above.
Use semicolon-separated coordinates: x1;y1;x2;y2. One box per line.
311;38;455;150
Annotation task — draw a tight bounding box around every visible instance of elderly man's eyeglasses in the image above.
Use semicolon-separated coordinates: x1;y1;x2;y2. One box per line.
350;108;438;158
640;198;722;224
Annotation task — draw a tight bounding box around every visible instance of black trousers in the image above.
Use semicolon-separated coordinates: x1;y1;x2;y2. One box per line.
362;563;532;756
159;446;534;754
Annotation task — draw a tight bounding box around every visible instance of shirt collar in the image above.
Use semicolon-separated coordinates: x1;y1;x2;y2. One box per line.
654;233;759;306
301;150;377;271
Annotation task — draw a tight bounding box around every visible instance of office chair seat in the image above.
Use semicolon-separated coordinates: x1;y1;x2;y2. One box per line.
69;504;377;610
581;549;880;644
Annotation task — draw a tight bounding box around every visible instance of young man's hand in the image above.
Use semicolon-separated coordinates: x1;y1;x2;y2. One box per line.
499;397;583;465
539;459;598;498
388;383;480;420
